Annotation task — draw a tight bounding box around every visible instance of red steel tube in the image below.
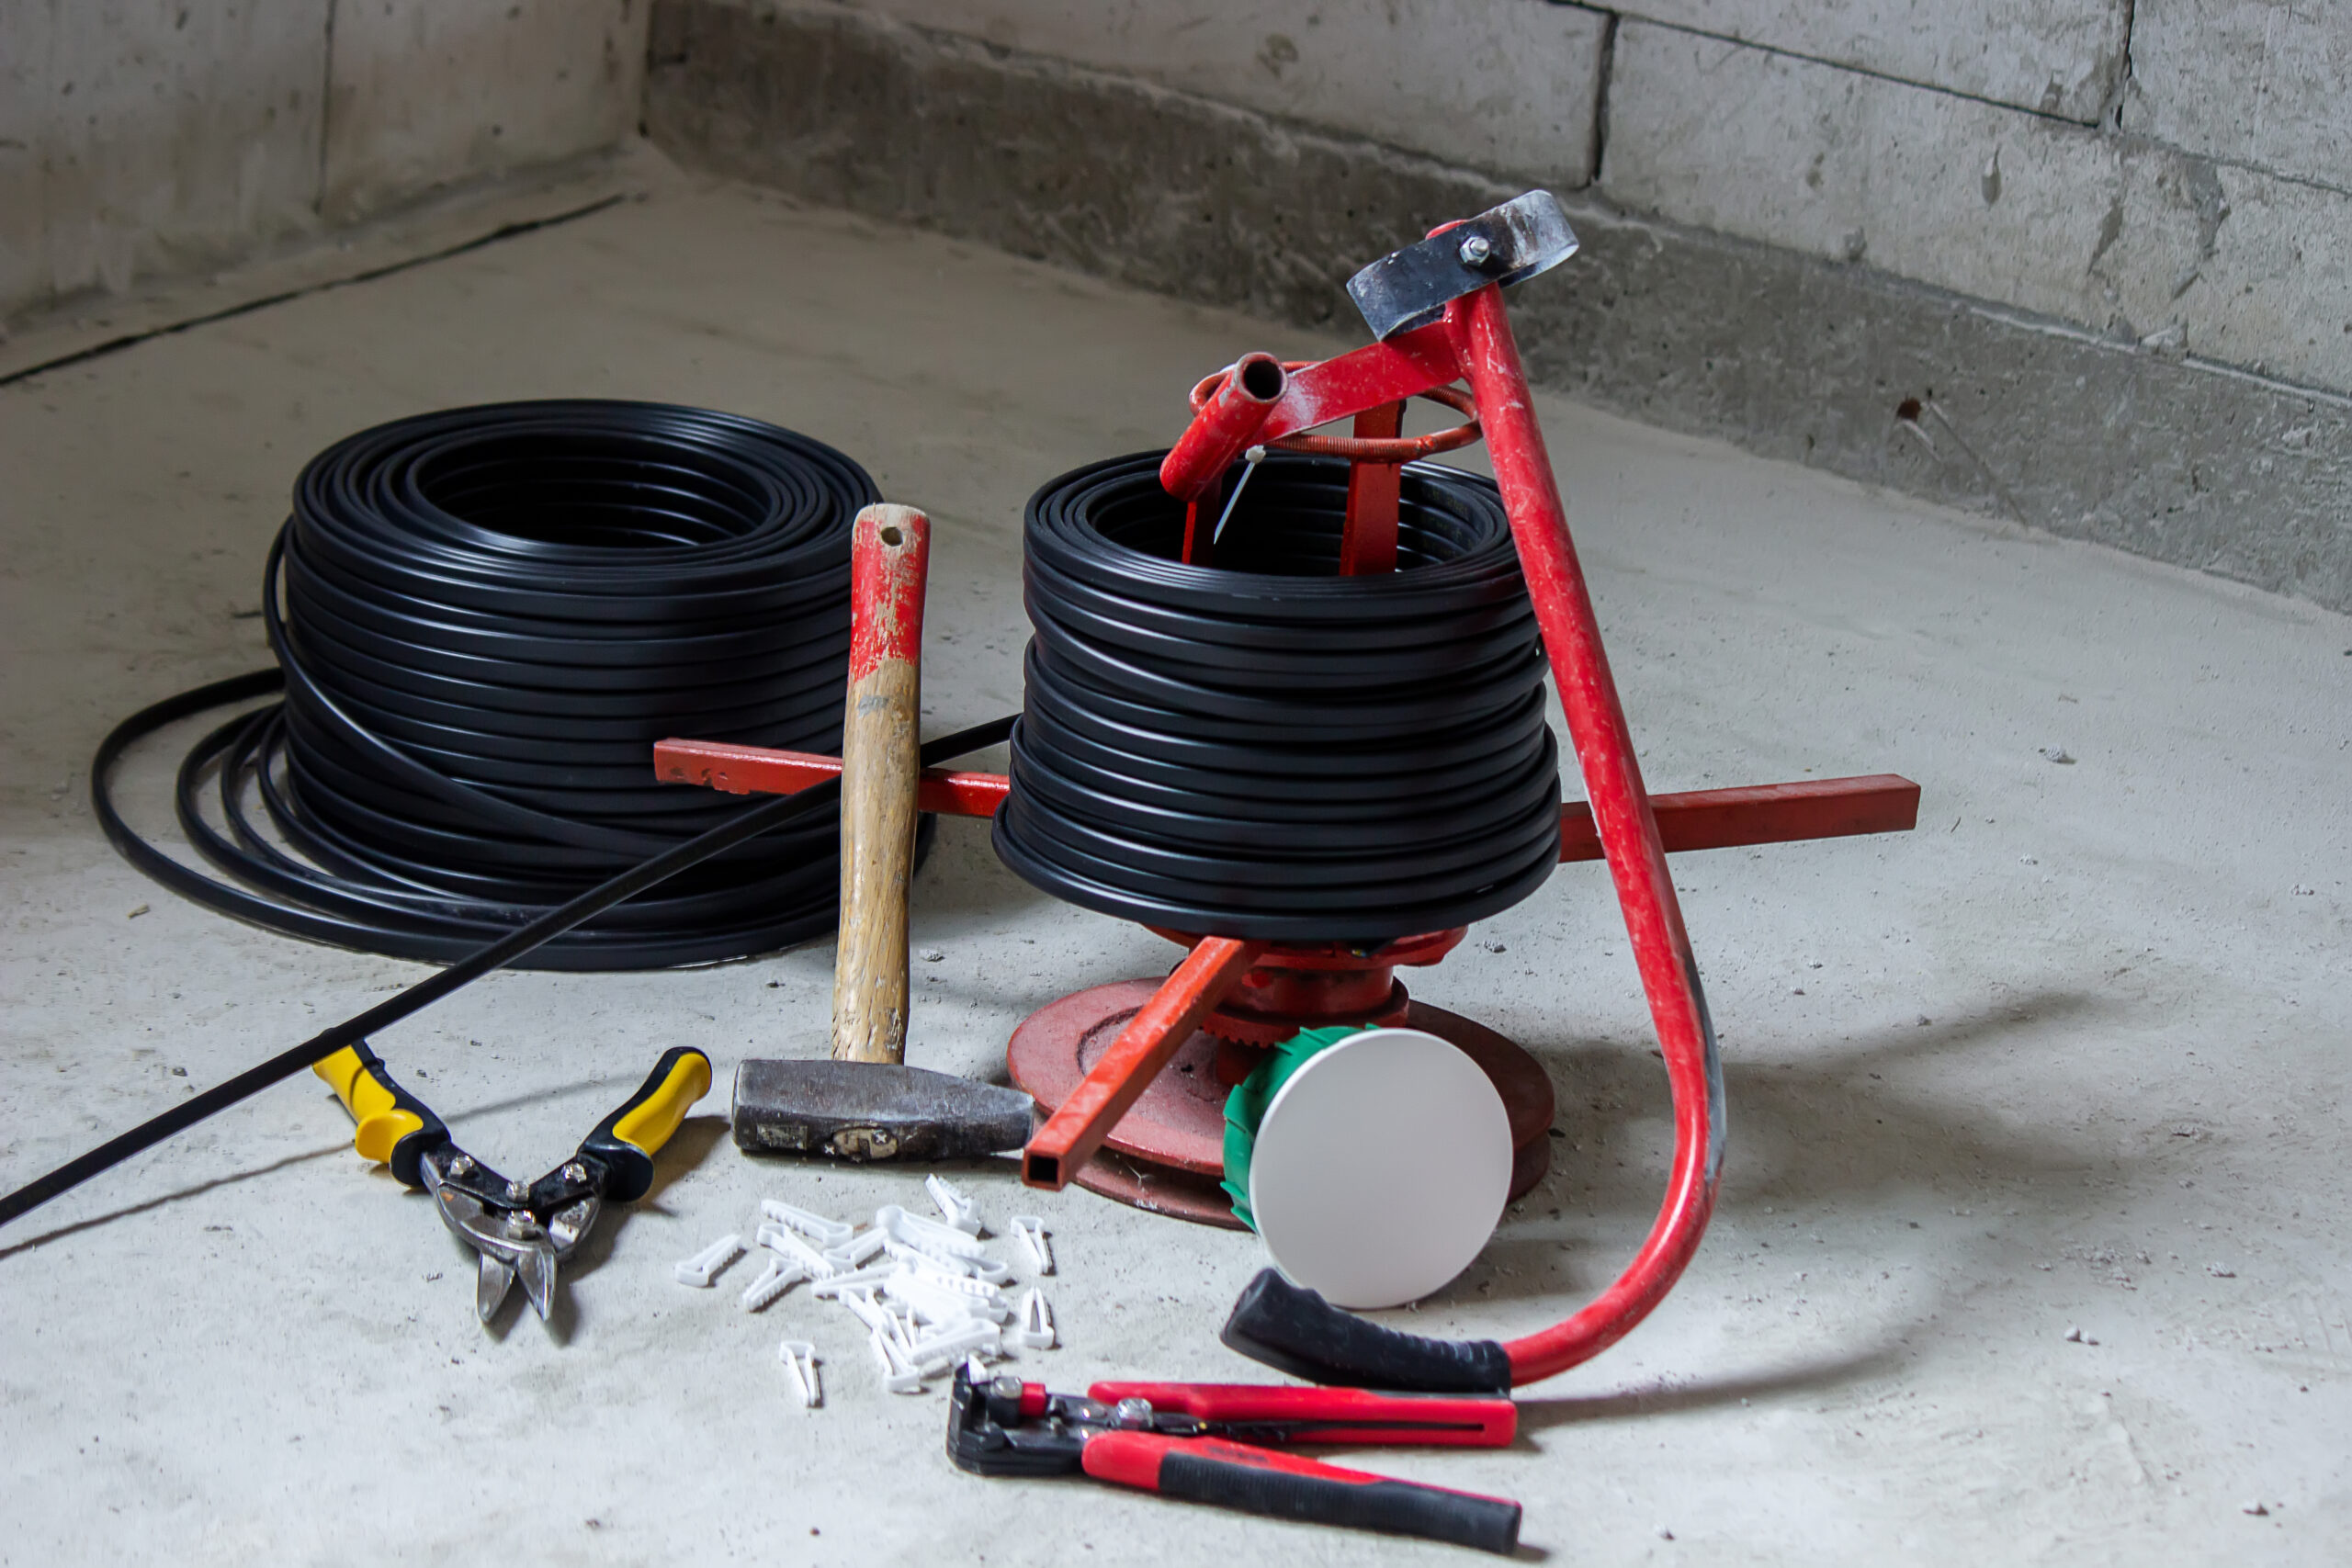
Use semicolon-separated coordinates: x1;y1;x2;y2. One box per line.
1337;401;1405;575
651;739;1011;817
1159;353;1286;502
1562;774;1919;862
1447;283;1724;1387
652;739;1915;866
1022;934;1266;1189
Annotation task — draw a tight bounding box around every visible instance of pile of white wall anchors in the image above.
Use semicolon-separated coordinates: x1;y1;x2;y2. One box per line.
671;1175;1057;1407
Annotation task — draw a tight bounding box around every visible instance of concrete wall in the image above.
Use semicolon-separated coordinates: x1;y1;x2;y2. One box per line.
644;2;2352;614
801;0;2350;396
1;0;649;324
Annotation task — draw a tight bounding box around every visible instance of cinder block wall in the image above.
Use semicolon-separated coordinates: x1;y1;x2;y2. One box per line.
815;0;2347;397
646;0;2352;611
0;0;650;325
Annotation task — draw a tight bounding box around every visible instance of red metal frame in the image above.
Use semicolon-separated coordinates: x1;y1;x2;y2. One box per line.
657;261;1920;1390
651;739;1916;865
1020;935;1267;1189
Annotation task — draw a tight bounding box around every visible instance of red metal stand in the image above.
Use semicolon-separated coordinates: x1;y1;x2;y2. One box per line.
656;256;1922;1382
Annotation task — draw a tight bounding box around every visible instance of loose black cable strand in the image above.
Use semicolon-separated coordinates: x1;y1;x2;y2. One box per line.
994;450;1562;942
93;400;895;969
4;716;1016;1233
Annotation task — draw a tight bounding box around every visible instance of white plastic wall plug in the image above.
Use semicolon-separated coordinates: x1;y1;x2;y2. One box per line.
823;1228;888;1269
868;1325;925;1393
887;1269;1012;1325
881;1232;1010;1285
673;1234;744;1287
1008;1215;1054;1276
889;1255;1004;1304
880;1234;1013;1284
778;1340;821;1408
739;1254;807;1312
875;1241;1001;1288
876;1204;989;1260
833;1285;895;1337
837;1286;920;1358
908;1315;1002;1373
808;1263;896;1298
1014;1287;1057;1350
761;1199;855;1248
924;1174;984;1235
756;1224;838;1279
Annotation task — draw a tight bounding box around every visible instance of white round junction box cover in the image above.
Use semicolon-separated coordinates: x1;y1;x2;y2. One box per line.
1247;1026;1512;1310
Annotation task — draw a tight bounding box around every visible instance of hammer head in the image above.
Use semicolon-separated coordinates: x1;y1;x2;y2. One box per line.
1345;190;1579;341
732;1059;1036;1163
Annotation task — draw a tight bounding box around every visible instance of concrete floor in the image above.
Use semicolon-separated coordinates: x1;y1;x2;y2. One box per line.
2;176;2347;1566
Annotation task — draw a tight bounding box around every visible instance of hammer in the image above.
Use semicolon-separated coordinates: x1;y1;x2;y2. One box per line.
731;504;1033;1161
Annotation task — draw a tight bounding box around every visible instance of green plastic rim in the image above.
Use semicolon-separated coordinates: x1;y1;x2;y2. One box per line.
1219;1025;1367;1229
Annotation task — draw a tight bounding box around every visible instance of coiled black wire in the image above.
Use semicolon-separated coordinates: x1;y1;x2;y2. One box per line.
93;400;921;970
993;450;1561;942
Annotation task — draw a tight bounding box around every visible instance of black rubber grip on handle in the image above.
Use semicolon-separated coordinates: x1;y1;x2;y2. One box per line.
1158;1450;1521;1554
1221;1269;1512;1393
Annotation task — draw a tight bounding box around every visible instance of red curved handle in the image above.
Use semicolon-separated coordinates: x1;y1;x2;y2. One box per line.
1445;286;1724;1385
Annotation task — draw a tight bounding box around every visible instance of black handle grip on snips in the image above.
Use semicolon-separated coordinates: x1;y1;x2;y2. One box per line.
1084;1430;1521;1554
1221;1268;1513;1394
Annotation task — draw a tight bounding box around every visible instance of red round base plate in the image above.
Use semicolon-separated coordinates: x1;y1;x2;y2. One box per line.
1007;980;1556;1229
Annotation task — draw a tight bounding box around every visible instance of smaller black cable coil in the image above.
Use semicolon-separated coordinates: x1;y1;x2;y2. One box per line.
95;400;920;970
993;450;1561;942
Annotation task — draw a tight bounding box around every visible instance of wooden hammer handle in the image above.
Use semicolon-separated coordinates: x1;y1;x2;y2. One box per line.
831;504;930;1064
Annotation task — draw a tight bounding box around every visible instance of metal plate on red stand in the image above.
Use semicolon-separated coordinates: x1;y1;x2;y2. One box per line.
1006;979;1556;1228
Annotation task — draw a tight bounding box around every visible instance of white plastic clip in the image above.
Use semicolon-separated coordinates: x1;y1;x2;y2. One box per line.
888;1269;1012;1324
836;1286;920;1358
823;1228;888;1269
778;1340;821;1408
882;1234;1012;1284
762;1199;854;1248
909;1315;1002;1372
740;1254;807;1311
869;1325;925;1394
925;1174;984;1235
876;1204;989;1260
1014;1287;1057;1350
879;1236;1003;1283
1008;1215;1054;1276
673;1234;743;1288
756;1224;838;1280
890;1255;1004;1304
808;1262;896;1298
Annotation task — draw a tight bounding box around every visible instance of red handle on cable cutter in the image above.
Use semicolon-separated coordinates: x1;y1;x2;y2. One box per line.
1086;1382;1517;1447
1080;1431;1522;1554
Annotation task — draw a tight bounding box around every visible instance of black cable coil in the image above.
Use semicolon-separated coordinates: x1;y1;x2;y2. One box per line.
992;449;1561;942
94;400;919;970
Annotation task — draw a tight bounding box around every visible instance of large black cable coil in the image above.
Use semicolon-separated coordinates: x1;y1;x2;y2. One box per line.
93;400;922;970
992;449;1561;942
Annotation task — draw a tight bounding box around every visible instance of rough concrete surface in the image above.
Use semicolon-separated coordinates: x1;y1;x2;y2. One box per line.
319;0;649;222
812;0;1609;186
645;2;2352;614
1603;19;2352;396
3;176;2347;1565
1607;0;2130;123
0;0;646;322
0;0;328;313
2125;0;2352;193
